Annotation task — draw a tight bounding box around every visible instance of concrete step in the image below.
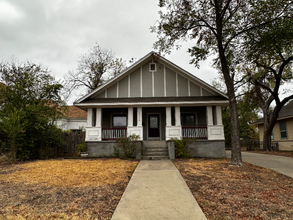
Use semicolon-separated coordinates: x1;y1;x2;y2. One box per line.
143;151;169;156
141;156;169;160
143;147;168;152
143;141;167;148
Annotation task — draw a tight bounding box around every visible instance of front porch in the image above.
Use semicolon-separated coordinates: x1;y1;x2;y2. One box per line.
84;105;225;158
85;105;224;142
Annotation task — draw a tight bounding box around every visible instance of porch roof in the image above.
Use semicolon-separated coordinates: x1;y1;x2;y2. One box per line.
75;96;229;109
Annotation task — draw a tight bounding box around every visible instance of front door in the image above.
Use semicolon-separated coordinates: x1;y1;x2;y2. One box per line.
148;114;160;139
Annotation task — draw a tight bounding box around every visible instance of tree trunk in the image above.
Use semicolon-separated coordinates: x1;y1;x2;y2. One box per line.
262;109;271;151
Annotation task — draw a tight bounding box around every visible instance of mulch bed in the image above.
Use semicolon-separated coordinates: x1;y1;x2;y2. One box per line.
0;158;138;220
174;158;293;220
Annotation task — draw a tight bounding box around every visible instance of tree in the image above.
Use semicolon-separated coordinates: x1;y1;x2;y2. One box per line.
152;0;292;166
63;44;127;101
0;61;66;160
244;16;293;151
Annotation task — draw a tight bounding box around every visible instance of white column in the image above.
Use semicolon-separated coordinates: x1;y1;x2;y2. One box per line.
166;106;171;126
128;107;133;127
216;106;222;125
137;107;142;126
206;106;213;125
87;108;93;127
175;106;181;126
96;108;102;127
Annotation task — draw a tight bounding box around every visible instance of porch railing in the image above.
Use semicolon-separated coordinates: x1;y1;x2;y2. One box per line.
102;126;127;140
182;125;208;139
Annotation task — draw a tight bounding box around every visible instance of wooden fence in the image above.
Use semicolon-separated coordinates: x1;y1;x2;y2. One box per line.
60;131;86;157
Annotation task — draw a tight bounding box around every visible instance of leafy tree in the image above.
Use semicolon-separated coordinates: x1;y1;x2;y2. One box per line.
244;16;293;151
152;0;292;166
63;44;127;101
0;61;66;160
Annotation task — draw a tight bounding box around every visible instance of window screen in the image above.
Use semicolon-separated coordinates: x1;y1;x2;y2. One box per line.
181;113;196;125
279;121;288;139
112;114;127;126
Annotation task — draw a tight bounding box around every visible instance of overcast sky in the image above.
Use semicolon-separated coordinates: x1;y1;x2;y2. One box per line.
0;0;217;83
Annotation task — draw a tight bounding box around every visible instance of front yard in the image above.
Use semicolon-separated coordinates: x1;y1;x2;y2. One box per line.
1;156;293;220
174;158;293;220
0;158;138;220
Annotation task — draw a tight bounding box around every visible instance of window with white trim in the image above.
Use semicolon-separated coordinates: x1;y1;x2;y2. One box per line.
112;114;127;126
279;121;288;139
181;113;196;125
149;63;156;72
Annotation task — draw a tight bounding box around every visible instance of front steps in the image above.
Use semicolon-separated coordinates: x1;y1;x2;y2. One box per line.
142;141;169;160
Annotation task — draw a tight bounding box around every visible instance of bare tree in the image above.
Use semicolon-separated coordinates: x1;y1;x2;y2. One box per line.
63;44;127;101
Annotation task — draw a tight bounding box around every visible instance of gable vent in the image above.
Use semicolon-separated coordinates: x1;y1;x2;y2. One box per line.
149;63;157;72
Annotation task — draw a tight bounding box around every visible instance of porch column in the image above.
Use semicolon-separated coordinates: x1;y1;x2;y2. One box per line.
137;107;142;126
128;107;133;127
85;108;101;141
206;106;213;126
175;106;181;126
95;108;102;127
216;106;222;125
87;108;93;127
166;106;171;126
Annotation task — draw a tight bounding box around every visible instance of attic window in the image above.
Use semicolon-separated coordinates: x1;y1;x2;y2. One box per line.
149;63;156;72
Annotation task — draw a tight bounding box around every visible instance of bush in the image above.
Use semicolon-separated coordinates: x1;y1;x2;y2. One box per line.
75;142;87;157
115;134;139;158
172;138;196;158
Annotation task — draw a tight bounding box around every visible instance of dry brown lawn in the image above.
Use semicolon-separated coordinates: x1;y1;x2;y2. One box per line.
174;158;293;220
0;158;138;220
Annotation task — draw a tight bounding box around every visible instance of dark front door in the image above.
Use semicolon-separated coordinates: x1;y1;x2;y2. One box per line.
148;114;160;138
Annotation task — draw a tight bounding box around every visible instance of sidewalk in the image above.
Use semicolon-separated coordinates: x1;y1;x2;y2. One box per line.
111;160;207;220
226;151;293;178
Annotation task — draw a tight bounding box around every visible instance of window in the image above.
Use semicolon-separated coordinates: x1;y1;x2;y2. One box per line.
279;121;288;139
149;63;156;72
112;114;127;126
181;113;196;125
271;131;274;140
71;129;82;134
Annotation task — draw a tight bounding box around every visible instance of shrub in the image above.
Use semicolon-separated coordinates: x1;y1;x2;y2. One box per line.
75;142;87;157
172;138;196;158
115;134;139;158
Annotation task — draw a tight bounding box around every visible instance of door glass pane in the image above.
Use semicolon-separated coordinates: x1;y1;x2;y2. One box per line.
150;116;158;128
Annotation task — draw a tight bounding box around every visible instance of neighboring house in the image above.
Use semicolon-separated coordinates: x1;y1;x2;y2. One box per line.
55;106;87;133
74;51;229;158
254;101;293;151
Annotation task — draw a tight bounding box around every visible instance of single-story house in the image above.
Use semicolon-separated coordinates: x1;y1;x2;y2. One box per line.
55;106;87;133
74;51;229;158
254;101;293;151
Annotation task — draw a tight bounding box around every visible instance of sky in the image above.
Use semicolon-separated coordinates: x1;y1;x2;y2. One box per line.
0;0;218;102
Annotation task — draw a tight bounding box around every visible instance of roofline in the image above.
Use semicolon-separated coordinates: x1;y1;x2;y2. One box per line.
75;51;228;103
75;100;229;108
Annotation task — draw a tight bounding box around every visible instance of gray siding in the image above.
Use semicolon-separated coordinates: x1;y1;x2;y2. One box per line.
178;74;188;96
154;62;164;97
130;68;141;97
166;67;176;96
190;82;201;96
96;91;105;98
118;76;128;97
202;88;214;96
142;62;152;97
107;83;117;98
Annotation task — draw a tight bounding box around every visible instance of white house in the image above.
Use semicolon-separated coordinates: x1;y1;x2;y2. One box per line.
74;52;229;158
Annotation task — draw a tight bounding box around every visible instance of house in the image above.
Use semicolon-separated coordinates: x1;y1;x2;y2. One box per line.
254;101;293;151
74;51;229;158
55;106;87;133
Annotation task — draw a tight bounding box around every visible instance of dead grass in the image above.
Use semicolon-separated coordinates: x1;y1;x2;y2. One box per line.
0;158;138;220
174;158;293;220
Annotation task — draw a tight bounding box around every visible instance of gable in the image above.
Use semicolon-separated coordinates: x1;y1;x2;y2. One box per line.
77;51;227;103
91;61;219;99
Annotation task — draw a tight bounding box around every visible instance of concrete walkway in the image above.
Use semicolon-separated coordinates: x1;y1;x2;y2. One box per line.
226;151;293;178
111;160;207;220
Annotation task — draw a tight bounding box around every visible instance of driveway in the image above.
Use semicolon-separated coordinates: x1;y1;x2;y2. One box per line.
226;151;293;178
